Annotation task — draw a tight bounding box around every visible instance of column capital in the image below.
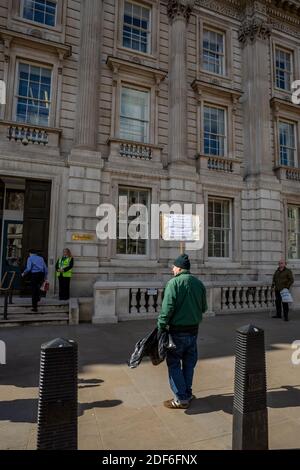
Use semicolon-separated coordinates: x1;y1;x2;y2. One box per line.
167;0;195;23
238;0;272;45
238;18;271;45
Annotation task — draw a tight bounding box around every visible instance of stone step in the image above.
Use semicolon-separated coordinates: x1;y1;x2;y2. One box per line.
0;313;69;327
1;305;69;314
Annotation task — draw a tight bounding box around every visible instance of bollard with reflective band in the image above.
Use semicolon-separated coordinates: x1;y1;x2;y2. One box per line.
232;325;268;450
37;338;78;450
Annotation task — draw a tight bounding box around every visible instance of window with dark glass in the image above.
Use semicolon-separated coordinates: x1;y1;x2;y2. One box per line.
120;87;150;143
275;48;292;91
123;1;151;54
5;190;25;211
279;121;296;167
22;0;57;27
204;105;226;156
117;187;149;255
203;29;225;76
208;198;231;258
16;62;52;126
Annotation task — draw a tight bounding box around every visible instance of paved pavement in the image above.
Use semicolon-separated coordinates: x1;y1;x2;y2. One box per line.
0;312;300;450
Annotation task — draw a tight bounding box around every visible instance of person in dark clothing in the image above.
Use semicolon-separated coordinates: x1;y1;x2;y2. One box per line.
272;259;294;322
157;253;207;409
22;249;48;312
56;248;73;300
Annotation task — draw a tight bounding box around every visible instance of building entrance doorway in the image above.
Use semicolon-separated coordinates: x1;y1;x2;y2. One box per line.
0;177;51;294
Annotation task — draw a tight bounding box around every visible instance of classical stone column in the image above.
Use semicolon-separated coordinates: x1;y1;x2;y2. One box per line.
239;1;272;178
74;0;102;150
167;0;195;164
239;2;283;274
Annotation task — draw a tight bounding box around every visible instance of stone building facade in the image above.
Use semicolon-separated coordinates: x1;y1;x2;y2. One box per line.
0;0;300;321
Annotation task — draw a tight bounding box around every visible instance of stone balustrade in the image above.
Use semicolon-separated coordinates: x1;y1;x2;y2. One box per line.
196;154;241;175
93;281;164;323
207;156;233;172
107;138;163;165
0;120;61;148
7;125;49;145
221;285;274;311
120;142;152;160
286;168;300;182
274;166;300;182
93;280;300;324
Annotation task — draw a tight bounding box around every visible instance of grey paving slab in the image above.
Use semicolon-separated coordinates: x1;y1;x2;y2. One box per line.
0;313;300;450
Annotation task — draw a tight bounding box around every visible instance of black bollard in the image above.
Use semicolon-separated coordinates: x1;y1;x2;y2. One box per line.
232;325;268;450
37;338;78;450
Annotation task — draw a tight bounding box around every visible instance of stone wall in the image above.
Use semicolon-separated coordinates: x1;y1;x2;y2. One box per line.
1;1;300;300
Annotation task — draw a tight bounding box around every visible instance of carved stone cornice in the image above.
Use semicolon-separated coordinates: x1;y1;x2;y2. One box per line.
197;0;242;20
270;19;300;38
270;97;300;117
269;0;300;15
106;56;167;84
167;0;195;23
238;18;272;45
191;79;242;107
0;28;71;58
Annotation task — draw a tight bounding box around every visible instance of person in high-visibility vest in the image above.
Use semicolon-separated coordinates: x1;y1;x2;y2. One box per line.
56;248;73;300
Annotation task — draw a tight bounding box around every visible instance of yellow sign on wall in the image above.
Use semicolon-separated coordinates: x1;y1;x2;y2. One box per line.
72;233;95;241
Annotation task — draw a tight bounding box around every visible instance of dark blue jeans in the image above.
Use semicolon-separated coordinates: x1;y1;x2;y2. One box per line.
166;332;198;403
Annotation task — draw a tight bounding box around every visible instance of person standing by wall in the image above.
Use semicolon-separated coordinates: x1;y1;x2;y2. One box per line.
22;249;48;312
272;259;294;322
56;248;73;300
157;254;207;409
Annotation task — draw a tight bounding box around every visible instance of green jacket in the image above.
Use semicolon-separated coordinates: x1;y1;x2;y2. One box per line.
272;267;294;291
157;271;207;331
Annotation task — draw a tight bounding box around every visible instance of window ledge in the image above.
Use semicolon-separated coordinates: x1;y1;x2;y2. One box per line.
116;46;157;63
198;69;233;85
10;15;63;35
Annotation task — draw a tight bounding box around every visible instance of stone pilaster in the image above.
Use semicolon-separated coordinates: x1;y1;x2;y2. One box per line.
239;1;272;178
167;0;195;164
239;2;284;276
74;0;102;150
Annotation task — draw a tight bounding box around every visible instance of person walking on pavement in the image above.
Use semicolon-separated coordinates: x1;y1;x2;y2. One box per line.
272;259;294;322
157;254;207;409
56;248;73;300
22;249;48;312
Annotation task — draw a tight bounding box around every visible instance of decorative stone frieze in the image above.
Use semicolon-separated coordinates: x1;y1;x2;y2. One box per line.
197;0;242;20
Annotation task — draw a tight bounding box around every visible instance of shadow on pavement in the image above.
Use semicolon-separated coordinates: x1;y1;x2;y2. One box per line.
185;384;300;416
0;398;123;424
78;378;104;389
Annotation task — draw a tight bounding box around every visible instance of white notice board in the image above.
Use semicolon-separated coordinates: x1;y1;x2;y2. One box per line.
161;214;201;241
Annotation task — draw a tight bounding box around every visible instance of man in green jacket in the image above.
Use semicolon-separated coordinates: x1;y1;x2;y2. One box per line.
157;253;207;409
272;259;294;321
